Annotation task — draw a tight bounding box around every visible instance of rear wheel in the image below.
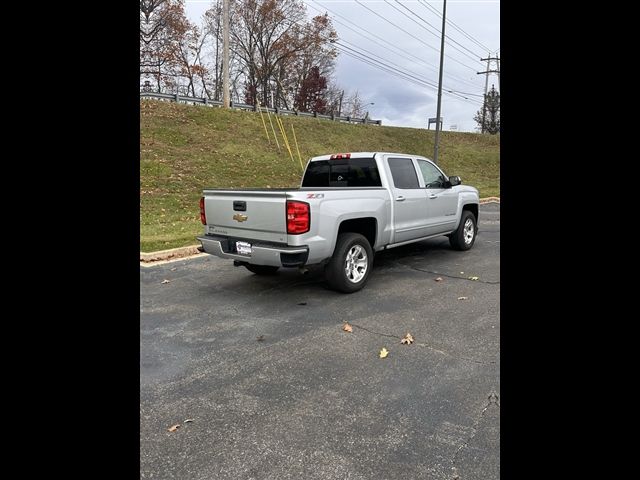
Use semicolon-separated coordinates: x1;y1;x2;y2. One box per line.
244;264;279;275
449;210;477;251
325;233;373;293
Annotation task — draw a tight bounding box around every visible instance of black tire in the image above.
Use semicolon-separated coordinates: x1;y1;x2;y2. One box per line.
449;210;477;251
325;233;373;293
244;264;279;275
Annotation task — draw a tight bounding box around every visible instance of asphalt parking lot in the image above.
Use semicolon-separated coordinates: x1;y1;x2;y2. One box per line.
140;203;500;480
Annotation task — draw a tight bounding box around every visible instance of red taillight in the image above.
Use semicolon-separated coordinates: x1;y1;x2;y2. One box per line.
330;153;351;160
286;201;310;234
199;197;207;225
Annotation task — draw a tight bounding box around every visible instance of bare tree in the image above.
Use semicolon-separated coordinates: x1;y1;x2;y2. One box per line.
229;0;337;107
343;90;365;118
324;82;344;116
173;21;215;98
140;0;190;92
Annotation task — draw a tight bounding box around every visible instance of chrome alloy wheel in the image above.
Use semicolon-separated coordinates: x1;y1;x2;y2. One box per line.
463;218;475;245
344;245;368;283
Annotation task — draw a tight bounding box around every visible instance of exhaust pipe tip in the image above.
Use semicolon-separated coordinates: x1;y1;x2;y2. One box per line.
299;266;309;275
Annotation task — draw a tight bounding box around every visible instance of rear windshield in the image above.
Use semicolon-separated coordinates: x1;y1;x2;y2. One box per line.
302;157;381;187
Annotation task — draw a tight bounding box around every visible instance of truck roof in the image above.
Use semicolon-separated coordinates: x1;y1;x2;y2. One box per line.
310;152;432;162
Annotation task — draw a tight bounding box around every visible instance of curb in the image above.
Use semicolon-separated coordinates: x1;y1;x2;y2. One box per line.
140;245;203;263
140;196;500;264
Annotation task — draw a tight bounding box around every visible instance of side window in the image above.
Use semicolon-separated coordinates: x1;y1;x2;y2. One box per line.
388;157;419;189
417;160;446;188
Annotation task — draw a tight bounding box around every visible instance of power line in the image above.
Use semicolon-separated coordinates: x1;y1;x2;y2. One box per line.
335;44;481;107
336;40;481;104
337;47;436;91
351;0;479;73
278;13;482;106
338;39;483;101
308;2;441;75
420;0;496;56
306;0;482;91
447;90;484;97
419;0;493;54
388;1;484;64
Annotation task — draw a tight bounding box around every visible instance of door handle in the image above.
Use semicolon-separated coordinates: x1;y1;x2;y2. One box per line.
428;194;438;199
396;196;405;202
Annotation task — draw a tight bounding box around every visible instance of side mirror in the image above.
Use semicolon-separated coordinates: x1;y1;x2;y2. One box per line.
449;176;461;187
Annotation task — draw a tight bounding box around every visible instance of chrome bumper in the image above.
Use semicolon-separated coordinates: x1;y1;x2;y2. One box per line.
197;235;309;267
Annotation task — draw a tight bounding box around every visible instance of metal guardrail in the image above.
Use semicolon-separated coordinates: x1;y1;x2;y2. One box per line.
139;91;382;125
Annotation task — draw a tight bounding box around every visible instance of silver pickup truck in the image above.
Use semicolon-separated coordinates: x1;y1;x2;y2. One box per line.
197;152;479;293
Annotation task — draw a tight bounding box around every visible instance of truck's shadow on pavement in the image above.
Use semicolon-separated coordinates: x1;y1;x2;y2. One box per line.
215;237;460;295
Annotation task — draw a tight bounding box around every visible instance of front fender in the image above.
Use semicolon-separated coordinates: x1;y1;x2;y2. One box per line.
452;188;480;230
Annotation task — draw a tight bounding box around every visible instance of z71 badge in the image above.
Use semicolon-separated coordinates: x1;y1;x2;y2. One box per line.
306;193;325;199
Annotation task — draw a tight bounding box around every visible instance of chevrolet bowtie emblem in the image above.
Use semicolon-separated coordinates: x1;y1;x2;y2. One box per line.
233;213;248;222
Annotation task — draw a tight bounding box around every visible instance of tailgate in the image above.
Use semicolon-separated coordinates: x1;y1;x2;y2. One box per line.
203;190;288;243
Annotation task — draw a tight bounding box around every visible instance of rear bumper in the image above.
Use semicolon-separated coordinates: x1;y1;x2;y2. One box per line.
197;235;309;267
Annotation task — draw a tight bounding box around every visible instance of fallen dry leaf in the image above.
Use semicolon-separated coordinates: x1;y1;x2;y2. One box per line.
342;323;353;333
435;277;443;282
161;279;171;284
401;333;414;345
183;419;194;423
458;296;468;300
468;276;479;281
168;424;180;432
379;347;389;358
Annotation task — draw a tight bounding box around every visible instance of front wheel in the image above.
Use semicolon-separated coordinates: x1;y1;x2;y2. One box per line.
325;233;373;293
244;264;279;275
449;210;477;251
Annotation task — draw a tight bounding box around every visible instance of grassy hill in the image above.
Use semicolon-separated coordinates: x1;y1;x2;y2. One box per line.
140;100;500;252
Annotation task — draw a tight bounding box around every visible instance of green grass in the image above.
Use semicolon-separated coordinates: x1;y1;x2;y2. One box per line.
140;100;500;251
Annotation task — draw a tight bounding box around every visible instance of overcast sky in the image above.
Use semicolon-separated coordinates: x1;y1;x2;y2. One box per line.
185;0;499;132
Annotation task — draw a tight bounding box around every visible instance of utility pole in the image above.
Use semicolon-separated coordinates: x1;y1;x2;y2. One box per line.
222;0;230;108
477;54;500;133
433;0;447;164
338;90;344;116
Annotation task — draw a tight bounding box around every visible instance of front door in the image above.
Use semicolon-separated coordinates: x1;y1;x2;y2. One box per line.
387;157;429;243
416;159;458;235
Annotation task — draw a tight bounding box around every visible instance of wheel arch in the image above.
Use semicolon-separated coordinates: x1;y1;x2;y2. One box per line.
462;203;478;223
331;217;377;257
